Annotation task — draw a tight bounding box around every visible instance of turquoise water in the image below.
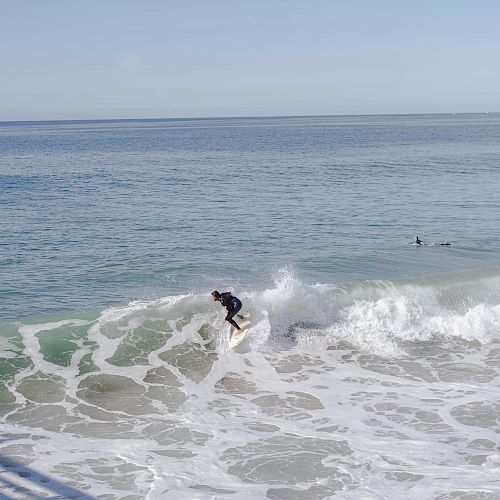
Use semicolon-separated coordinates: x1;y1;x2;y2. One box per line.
1;114;500;499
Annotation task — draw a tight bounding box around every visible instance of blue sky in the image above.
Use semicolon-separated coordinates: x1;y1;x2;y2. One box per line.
1;0;499;120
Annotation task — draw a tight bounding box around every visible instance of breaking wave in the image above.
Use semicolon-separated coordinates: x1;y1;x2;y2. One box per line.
46;266;500;358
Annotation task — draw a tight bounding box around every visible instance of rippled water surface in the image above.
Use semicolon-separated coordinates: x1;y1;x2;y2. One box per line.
1;114;500;499
2;114;500;319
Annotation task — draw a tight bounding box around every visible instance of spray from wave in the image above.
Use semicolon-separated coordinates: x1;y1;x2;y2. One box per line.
239;267;500;356
71;266;500;360
3;266;500;368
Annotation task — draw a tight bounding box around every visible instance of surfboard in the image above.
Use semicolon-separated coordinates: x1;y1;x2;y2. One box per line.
229;318;251;349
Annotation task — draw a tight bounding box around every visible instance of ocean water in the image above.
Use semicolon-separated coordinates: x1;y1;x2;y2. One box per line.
1;114;500;499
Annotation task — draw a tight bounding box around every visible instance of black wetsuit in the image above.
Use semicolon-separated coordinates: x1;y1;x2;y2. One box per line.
218;292;242;330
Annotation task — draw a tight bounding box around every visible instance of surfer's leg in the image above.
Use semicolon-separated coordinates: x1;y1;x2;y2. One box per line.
226;310;240;330
227;298;243;328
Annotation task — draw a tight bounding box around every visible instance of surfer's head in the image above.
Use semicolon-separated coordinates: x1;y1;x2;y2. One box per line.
211;291;221;301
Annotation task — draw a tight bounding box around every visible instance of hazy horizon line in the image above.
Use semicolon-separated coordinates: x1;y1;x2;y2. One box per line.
1;110;499;126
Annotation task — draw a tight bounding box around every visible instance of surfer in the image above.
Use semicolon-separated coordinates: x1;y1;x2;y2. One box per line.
212;291;245;331
413;235;451;246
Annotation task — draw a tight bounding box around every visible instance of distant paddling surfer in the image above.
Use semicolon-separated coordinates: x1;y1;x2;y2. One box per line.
413;235;451;246
212;291;245;332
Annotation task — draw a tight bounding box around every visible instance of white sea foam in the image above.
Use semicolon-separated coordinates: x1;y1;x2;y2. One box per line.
2;268;500;498
232;268;500;355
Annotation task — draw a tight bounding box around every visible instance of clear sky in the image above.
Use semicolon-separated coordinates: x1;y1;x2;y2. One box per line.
1;0;499;120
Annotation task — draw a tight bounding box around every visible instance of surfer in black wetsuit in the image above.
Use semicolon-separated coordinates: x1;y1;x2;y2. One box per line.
212;291;245;331
413;235;451;246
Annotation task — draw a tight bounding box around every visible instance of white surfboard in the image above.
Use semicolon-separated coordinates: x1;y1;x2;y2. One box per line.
229;318;251;349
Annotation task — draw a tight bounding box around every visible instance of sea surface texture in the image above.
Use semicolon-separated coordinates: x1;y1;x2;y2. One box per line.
1;114;500;499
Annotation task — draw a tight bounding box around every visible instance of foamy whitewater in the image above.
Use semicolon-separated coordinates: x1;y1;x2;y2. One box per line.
1;115;500;498
1;269;500;498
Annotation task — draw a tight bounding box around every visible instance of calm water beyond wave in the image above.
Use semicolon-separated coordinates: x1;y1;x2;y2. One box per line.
1;114;500;499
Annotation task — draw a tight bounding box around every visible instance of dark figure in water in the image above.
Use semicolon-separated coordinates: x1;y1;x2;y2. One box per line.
414;235;451;246
212;291;245;331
